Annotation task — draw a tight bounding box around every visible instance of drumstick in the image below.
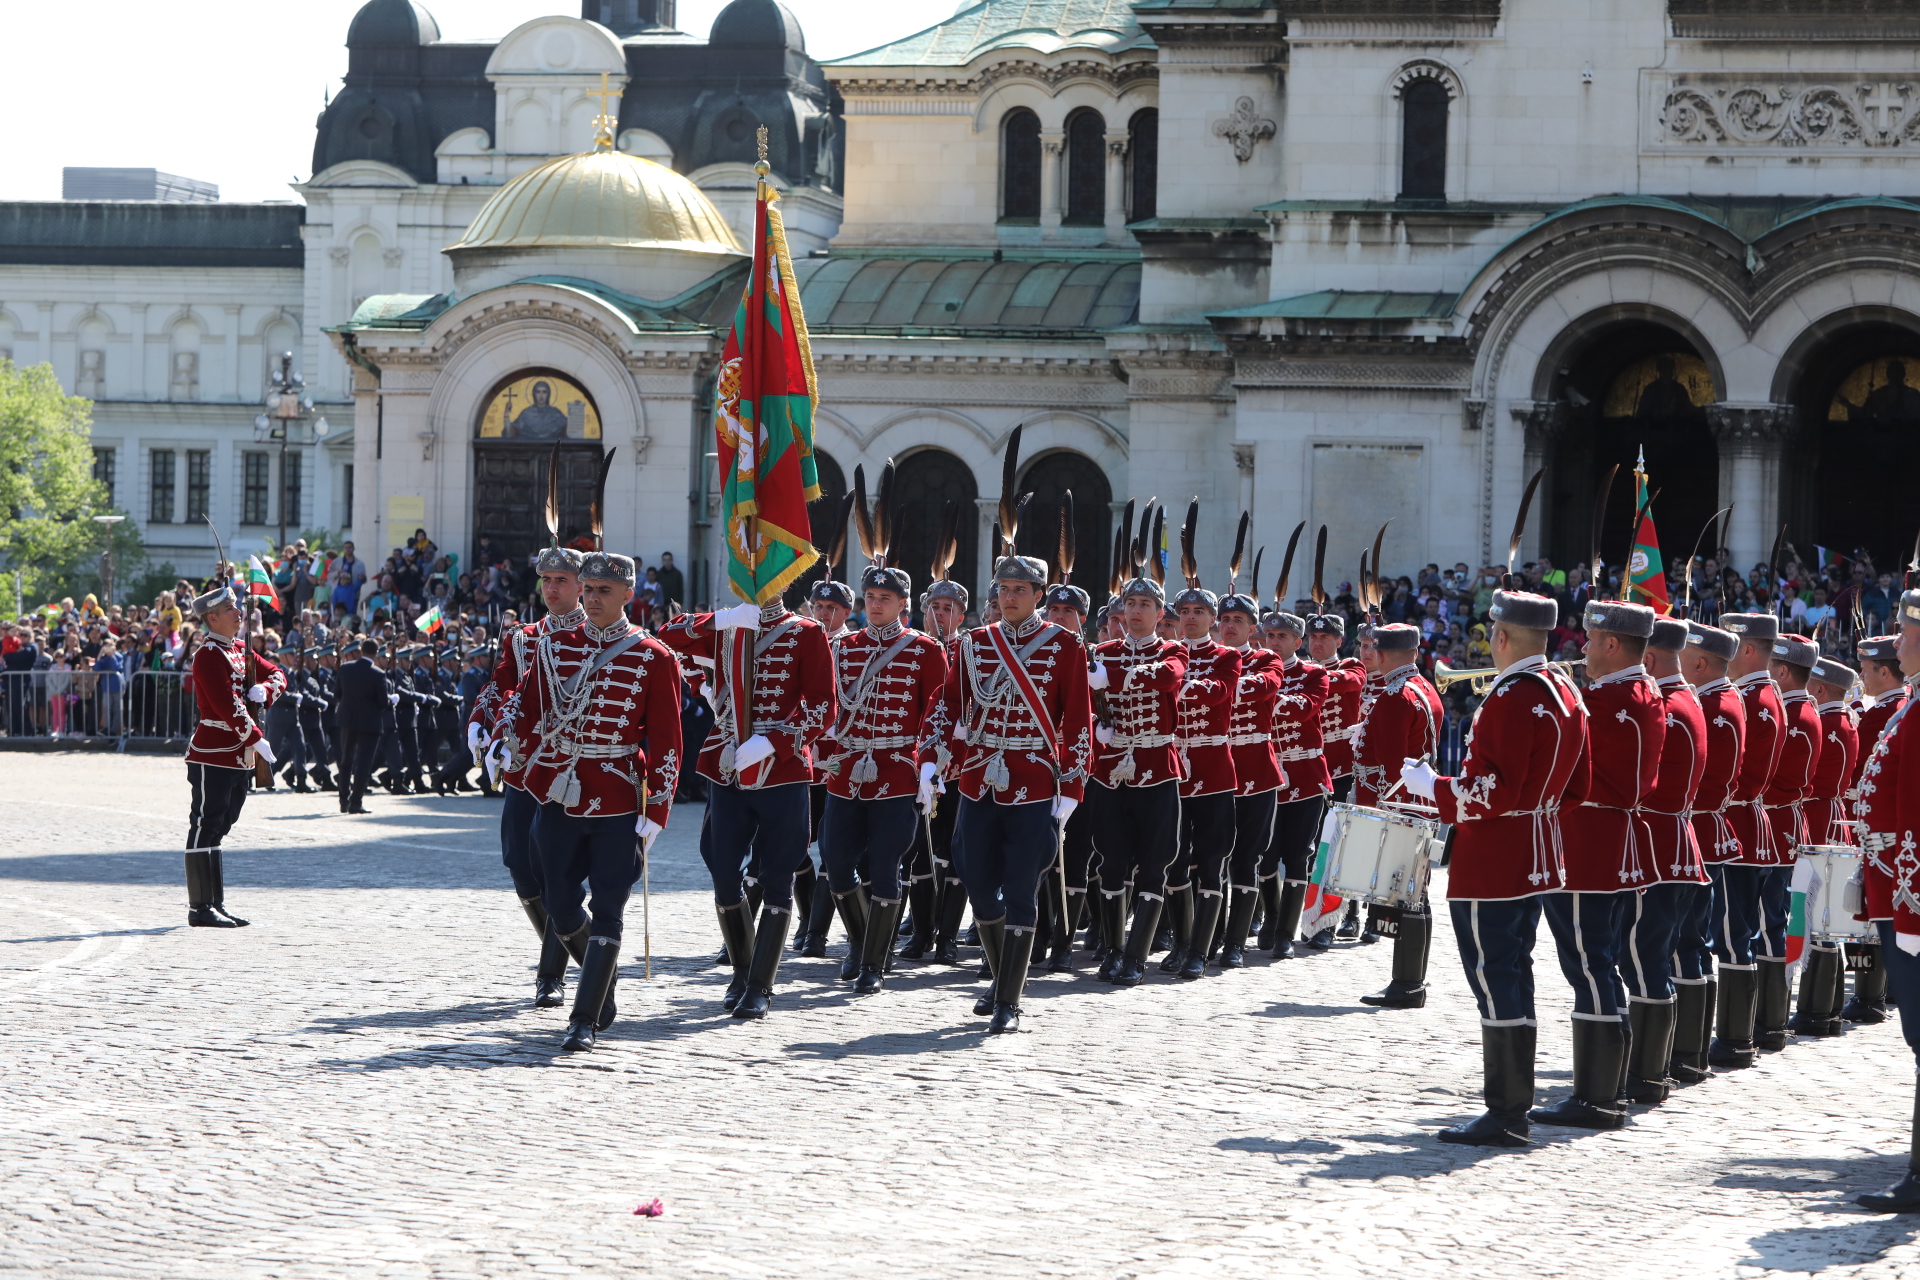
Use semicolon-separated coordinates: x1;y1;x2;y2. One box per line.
1381;752;1432;802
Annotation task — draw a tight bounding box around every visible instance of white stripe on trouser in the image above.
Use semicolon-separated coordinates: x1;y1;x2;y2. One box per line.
1468;901;1534;1028
186;766;207;851
1715;874;1756;971
1568;892;1612;1021
1624;890;1665;1001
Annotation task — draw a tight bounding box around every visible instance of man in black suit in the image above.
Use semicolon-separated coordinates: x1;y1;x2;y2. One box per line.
334;639;391;815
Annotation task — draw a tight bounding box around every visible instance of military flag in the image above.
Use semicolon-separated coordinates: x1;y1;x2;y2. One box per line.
1625;452;1671;614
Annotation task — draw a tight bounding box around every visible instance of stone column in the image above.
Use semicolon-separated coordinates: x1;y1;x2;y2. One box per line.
1104;137;1129;243
36;302;53;368
1705;403;1792;571
1040;133;1064;236
1232;442;1256;522
128;304;148;400
225;305;244;401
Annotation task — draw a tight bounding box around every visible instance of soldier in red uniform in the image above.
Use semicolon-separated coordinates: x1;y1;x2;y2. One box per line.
1846;635;1908;1024
1791;653;1860;1036
926;551;1092;1033
658;589;834;1020
1754;631;1823;1049
817;551;949;997
182;583;286;928
1084;573;1187;986
1256;610;1329;959
1674;623;1745;1078
504;552;682;1051
1853;589;1920;1212
1216;595;1286;968
1352;623;1441;1009
1400;589;1585;1147
794;573;857;961
1620;617;1707;1104
1165;546;1242;980
1294;613;1363;951
466;545;586;1007
1529;600;1662;1130
920;569;973;964
1041;578;1095;970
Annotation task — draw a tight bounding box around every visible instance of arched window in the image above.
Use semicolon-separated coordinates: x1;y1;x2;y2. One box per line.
1001;109;1041;222
893;449;980;609
1400;79;1449;201
1128;109;1158;223
786;449;849;607
1015;450;1114;601
1065;109;1106;225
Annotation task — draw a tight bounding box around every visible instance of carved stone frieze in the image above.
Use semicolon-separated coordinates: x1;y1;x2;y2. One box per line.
1704;402;1795;447
1512;399;1572;447
1234;357;1470;391
1213;97;1277;163
1653;75;1920;150
830;58;1157;101
1461;397;1488;431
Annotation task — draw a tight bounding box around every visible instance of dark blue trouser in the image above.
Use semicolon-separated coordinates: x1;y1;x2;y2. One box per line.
500;784;542;900
1542;890;1628;1019
532;803;640;943
1173;792;1236;893
1757;866;1792;960
1061;800;1099;890
705;780;811;910
1088;779;1180;899
1263;793;1328;883
1228;791;1278;889
1709;863;1765;967
1450;896;1541;1026
1875;922;1920;1064
1670;880;1714;982
1621;882;1688;1003
957;796;1060;930
822;794;920;901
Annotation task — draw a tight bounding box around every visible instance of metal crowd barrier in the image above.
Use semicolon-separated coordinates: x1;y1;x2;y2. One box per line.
0;669;195;744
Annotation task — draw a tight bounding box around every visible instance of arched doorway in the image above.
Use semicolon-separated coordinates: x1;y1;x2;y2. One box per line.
1540;322;1721;577
783;449;848;608
1783;321;1920;569
1016;450;1114;597
892;449;979;608
470;368;605;567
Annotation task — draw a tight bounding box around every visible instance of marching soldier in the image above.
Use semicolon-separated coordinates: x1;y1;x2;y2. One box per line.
1292;612;1361;952
296;648;333;793
1217;582;1286;970
1791;653;1859;1036
1675;622;1745;1080
429;646;468;793
265;640;308;790
1757;630;1823;1050
182;583;286;927
392;645;427;793
1846;634;1908;1024
918;510;973;965
1399;588;1585;1147
316;644;343;790
1260;603;1331;961
1040;528;1094;972
503;551;682;1052
795;517;856;960
333;638;387;816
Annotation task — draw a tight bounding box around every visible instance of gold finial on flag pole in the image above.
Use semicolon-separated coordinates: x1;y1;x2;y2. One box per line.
755;125;771;197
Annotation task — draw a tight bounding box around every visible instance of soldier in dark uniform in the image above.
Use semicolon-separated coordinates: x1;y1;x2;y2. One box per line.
391;646;426;793
334;638;388;815
317;644;344;787
430;646;469;794
265;640;309;790
375;642;404;792
297;648;333;792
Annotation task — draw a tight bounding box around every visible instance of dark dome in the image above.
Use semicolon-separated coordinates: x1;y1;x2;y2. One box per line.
708;0;805;52
347;0;441;47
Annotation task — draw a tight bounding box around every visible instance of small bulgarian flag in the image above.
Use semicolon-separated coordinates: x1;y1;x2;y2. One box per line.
244;555;280;609
1301;808;1346;936
1784;857;1817;972
416;604;444;634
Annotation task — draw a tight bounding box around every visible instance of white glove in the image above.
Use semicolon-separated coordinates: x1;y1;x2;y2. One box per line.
1399;758;1437;801
1052;796;1078;824
1095;723;1114;746
252;737;276;765
247;683;268;703
714;602;761;631
635;815;664;854
733;733;774;769
387;692;400;706
467;723;486;756
917;761;939;813
1087;662;1110;691
486;740;507;784
1899;932;1920;958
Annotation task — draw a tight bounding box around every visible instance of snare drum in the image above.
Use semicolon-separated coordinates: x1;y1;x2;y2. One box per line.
1792;845;1871;941
1320;802;1440;910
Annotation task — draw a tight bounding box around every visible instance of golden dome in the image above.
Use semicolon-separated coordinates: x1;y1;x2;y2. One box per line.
447;149;743;256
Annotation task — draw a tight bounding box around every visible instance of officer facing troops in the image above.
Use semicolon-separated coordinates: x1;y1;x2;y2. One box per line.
1792;652;1860;1036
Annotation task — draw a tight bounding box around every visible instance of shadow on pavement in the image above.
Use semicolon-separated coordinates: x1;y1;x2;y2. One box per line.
1740;1217;1920;1272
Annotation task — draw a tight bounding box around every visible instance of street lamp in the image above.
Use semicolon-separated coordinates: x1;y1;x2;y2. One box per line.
254;351;330;555
92;514;126;604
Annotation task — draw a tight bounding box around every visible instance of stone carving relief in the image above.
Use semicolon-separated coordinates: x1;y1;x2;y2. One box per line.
1656;76;1920;149
77;349;105;399
1213;97;1276;163
170;351;199;402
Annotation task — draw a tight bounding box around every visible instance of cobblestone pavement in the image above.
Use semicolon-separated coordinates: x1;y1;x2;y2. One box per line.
4;754;1920;1278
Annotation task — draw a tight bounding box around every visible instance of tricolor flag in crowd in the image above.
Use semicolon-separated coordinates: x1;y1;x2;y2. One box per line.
245;555;280;609
416;604;444;634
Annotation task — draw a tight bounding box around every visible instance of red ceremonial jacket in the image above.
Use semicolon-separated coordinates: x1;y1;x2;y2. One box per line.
1352;663;1441;807
471;606;587;791
1642;674;1710;884
1692;678;1748;865
927;615;1093;805
1561;667;1665;892
818;623;949;801
1320;658;1367;779
1855;688;1908;790
504;619;683;825
1808;700;1859;846
1272;655;1331;802
1088;635;1188;789
1858;677;1919;925
658;607;834;789
1175;638;1242;799
1727;671;1786;867
1226;646;1286;798
1435;656;1588;900
185;633;286;770
1760;688;1821;861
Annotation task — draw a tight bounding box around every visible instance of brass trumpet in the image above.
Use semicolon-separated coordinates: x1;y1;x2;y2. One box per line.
1434;658;1585;696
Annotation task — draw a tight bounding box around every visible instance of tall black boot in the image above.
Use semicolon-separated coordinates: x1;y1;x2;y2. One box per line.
732;907;793;1020
557;920;591;966
972;917;1006;1016
1858;1079;1920;1212
518;894;549;941
1050;888;1085;973
184;850;236;927
1755;956;1793;1050
832;887;870;982
990;925;1036;1033
534;923;570;1009
1791;946;1845;1036
1094;891;1128;983
1254;877;1282;950
934;878;969;965
1709;966;1759;1067
1220;887;1260;969
716;900;755;1013
1159;884;1196;974
1116;894;1163;988
1530;1019;1628;1129
310;765;335;792
1846;943;1890;1023
900;875;939;959
1360;911;1430;1008
801;880;835;958
561;938;620;1051
1180;891;1225;979
208;849;249;927
1669;978;1714;1083
1625;999;1677;1104
791;868;818;954
1438;1024;1536;1147
1271;881;1308;959
855;897;903;994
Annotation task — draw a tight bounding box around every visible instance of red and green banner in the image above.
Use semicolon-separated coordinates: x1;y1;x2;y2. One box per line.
714;178;824;606
1625;466;1671;615
244;555;280;610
